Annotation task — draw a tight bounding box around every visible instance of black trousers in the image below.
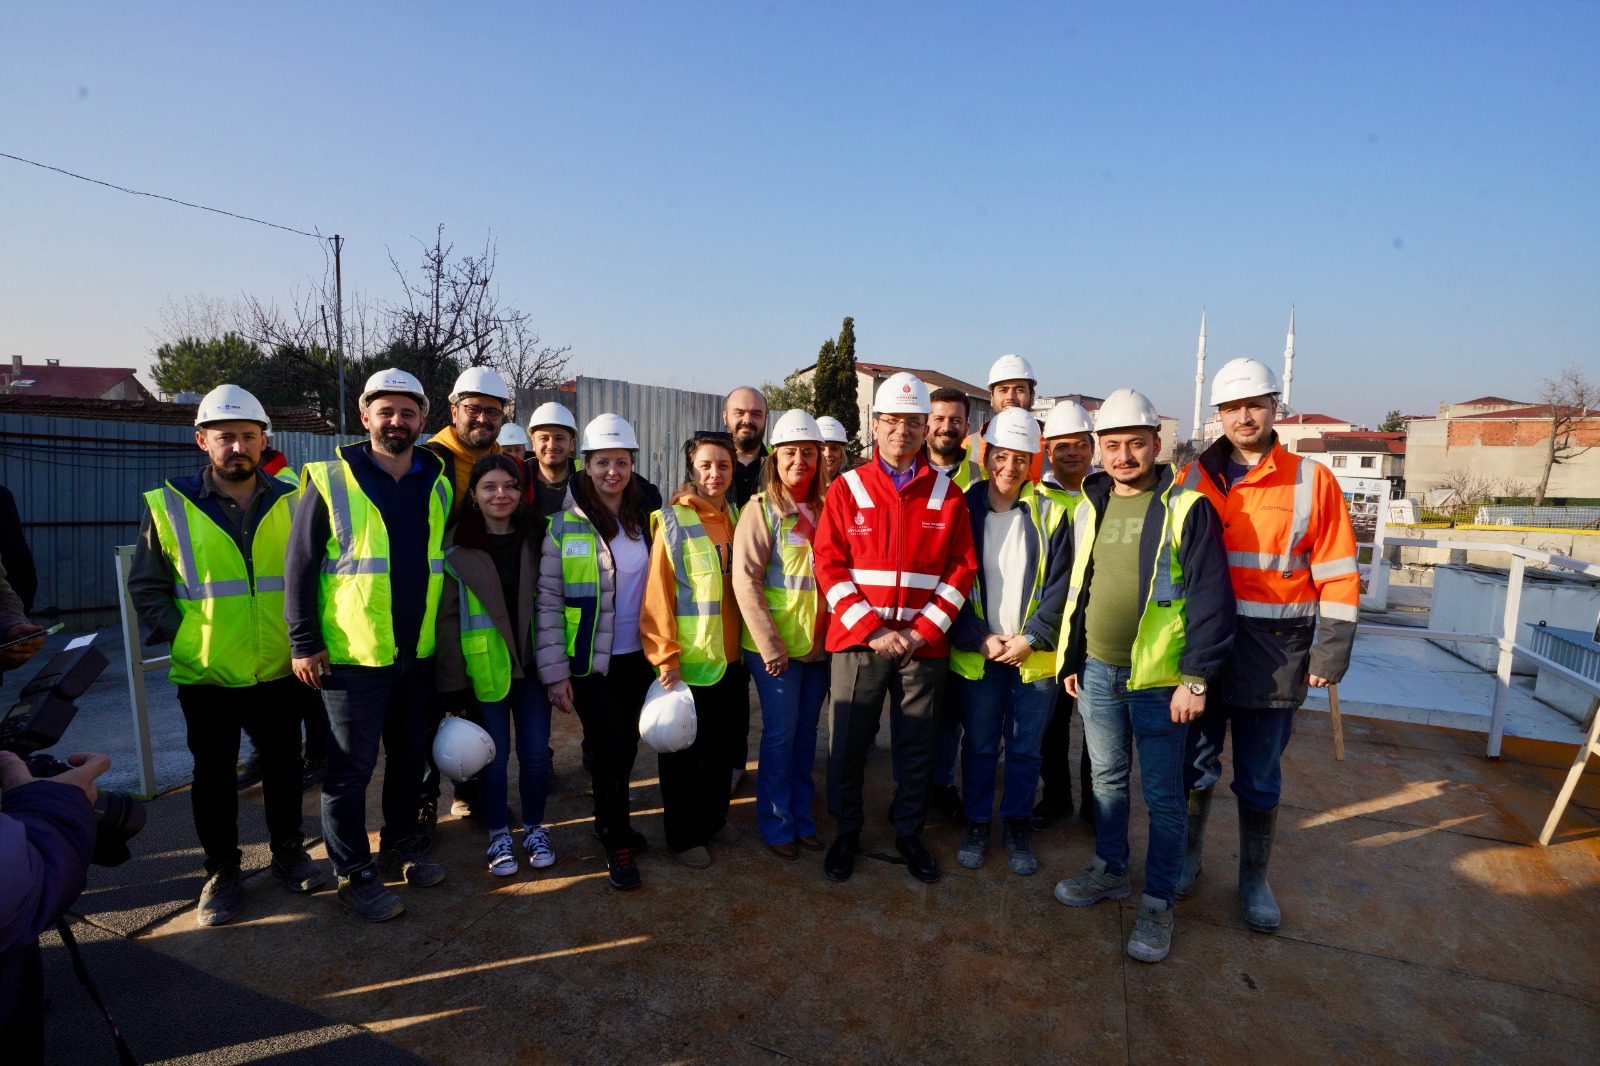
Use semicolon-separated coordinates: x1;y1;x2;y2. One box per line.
659;662;747;852
1038;684;1093;814
726;676;753;777
299;681;330;762
571;651;654;848
178;675;307;873
827;649;946;836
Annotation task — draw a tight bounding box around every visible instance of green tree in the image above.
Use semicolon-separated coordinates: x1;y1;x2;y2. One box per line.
812;316;860;449
1379;409;1405;432
150;332;267;396
760;374;815;414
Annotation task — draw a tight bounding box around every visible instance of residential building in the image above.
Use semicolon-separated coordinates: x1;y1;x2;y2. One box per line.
790;360;993;447
1;357;152;401
1406;400;1600;499
1295;431;1407;496
1037;393;1179;461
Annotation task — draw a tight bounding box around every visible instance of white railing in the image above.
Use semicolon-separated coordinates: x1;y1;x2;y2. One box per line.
114;544;167;798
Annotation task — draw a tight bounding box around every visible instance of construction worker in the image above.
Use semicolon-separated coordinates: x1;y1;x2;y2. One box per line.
129;384;325;926
965;354;1045;481
526;402;580;516
496;422;529;462
427;366;508;527
947;409;1074;877
725;386;769;509
927;387;985;488
816;416;850;478
1031;401;1097;831
285;368;452;922
1176;358;1359;934
1053;388;1234;964
813;372;977;886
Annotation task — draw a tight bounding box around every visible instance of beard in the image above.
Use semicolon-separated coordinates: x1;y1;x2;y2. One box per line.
732;424;762;450
215;457;257;482
928;431;964;460
462;422;497;448
375;426;417;456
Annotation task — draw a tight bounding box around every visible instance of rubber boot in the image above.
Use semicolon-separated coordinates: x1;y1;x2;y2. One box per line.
1174;788;1212;900
1237;799;1281;933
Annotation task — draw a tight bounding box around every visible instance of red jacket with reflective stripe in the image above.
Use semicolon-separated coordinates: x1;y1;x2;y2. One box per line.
813;454;977;657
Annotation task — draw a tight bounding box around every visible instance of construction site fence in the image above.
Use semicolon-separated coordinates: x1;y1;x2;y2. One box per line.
1413;504;1600;532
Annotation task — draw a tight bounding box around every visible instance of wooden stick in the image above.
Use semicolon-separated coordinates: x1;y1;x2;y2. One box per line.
1329;683;1346;762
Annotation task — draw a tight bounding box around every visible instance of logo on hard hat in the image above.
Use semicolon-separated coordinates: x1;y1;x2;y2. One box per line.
901;384;911;393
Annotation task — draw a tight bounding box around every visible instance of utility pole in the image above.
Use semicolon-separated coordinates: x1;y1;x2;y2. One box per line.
331;234;347;436
1192;308;1207;446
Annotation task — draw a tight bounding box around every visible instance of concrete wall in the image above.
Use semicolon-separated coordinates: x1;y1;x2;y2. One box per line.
1405;415;1600;497
1388;524;1600;568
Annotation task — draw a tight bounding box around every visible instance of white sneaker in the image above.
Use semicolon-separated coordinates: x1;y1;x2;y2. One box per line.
487;831;517;877
524;825;556;869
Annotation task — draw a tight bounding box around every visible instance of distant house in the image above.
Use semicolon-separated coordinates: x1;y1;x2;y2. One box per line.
1201;409;1358;450
0;393;334;432
1296;431;1407;496
1406;398;1600;499
1036;393;1180;462
789;360;994;447
1436;395;1528;419
1;357;153;402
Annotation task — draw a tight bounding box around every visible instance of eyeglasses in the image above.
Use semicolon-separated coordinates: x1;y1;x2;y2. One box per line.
457;403;504;422
875;415;926;429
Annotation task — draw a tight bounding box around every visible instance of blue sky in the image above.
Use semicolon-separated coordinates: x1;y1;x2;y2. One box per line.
3;2;1596;432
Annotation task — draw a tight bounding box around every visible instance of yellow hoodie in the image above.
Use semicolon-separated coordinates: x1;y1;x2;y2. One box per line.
426;424;501;524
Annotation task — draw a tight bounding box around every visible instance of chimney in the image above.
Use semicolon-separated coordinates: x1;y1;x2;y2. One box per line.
10;355;21;377
45;358;59;367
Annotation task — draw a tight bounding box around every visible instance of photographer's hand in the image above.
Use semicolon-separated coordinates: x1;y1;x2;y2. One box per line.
0;623;46;667
0;750;110;805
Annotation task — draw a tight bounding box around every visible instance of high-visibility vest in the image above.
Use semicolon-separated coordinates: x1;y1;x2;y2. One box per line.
550;510;603;675
1061;482;1205;691
650;500;739;687
302;457;450;666
739;494;819;658
943;457;984;490
950;486;1065;684
273;467;301;487
444;549;513;703
143;481;296;687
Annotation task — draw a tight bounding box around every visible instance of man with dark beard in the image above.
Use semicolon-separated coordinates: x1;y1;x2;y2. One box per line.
286;369;453;922
131;384;324;926
926;387;984;489
427;366;508;528
724;386;769;508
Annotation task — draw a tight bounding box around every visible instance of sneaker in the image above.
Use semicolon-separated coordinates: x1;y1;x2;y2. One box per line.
1126;894;1175;963
197;863;241;926
957;822;991;869
269;843;328;893
674;845;712;868
1053;857;1132;907
487;831;517;877
524;825;556;869
338;863;405;922
1003;817;1038;876
300;758;326;792
606;846;642;890
378;838;446;888
711;822;742;845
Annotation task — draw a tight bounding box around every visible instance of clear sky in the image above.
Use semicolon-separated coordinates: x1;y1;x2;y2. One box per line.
3;2;1596;433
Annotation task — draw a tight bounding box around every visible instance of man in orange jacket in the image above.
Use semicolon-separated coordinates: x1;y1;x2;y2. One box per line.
964;355;1045;482
1176;358;1359;934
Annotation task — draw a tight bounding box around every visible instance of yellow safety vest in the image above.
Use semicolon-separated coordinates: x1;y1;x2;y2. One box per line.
550;510;603;675
950;485;1065;684
302;455;450;666
739;494;819;658
651;501;739;687
445;548;513;703
143;481;296;687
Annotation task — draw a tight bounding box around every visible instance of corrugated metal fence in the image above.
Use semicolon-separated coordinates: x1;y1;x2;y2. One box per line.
574;376;725;494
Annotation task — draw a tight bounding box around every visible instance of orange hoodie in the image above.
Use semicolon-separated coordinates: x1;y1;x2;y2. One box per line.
425;424;501;525
641;491;742;676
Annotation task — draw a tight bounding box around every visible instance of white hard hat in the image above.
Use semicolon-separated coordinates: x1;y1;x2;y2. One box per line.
579;412;639;453
816;416;850;444
987;354;1037;387
872;372;932;415
981;407;1042;453
432;716;497;782
527;401;578;434
496;423;530;448
360;368;430;416
638;677;697;753
1210;358;1282;407
769;409;823;445
195;384;269;428
449;366;510;404
1092;388;1162;432
1042;401;1094;439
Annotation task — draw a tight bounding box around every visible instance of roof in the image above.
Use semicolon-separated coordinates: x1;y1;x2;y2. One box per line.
852;361;990;398
1;363;150;400
1296;434;1405;455
1459;404;1598;420
1455;395;1525;407
0;394;336;432
1277;413;1351;426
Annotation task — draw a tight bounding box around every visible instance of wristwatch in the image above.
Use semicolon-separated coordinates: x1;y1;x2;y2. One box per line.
1183;680;1207;696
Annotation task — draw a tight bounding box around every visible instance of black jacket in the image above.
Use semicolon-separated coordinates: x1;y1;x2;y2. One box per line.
950;482;1074;653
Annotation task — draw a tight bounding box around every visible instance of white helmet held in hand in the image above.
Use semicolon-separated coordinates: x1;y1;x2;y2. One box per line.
449;366;510;403
579;412;639;453
195;384;270;429
987;353;1037;387
496;423;530;448
872;372;932;415
981;407;1042;453
433;716;497;782
527;401;578;433
816;415;850;444
1043;401;1094;439
1210;358;1282;407
638;677;698;753
1092;388;1162;432
360;368;430;416
769;409;823;445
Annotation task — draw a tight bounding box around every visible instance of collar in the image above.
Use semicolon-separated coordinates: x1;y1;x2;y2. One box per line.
199;466;270;502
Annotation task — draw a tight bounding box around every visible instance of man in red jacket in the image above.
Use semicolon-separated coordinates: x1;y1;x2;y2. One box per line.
813;372;978;885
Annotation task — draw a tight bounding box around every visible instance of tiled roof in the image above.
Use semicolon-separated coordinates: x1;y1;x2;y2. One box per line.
1458;404;1597;420
0;394;336;432
1277;413;1350;425
853;361;989;397
1455;395;1525;407
1;363;150;400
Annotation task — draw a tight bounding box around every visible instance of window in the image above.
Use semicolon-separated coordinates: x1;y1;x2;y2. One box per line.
1331;455;1347;468
1360;456;1377;469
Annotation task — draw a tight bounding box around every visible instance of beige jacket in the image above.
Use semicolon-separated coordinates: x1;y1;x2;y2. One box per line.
434;520;542;698
732;493;826;664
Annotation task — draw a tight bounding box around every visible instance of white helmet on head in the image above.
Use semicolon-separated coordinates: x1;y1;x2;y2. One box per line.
360;368;430;416
1210;358;1282;407
638;677;697;753
579;413;639;453
981;407;1042;453
987;354;1037;387
769;409;823;445
449;366;510;403
527;401;578;434
1042;401;1094;439
1092;388;1162;432
496;423;530;448
432;716;496;782
195;384;269;429
872;372;932;415
816;416;850;444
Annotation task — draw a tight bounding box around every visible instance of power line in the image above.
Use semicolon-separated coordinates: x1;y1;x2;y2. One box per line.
1;151;324;240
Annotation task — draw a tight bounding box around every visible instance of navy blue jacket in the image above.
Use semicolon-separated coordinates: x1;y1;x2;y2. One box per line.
950;481;1075;654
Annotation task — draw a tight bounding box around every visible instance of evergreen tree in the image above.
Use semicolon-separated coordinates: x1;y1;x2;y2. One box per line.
812;316;860;448
1379;409;1405;432
150;332;267;396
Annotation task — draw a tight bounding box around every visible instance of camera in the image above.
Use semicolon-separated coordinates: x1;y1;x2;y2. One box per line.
0;638;146;866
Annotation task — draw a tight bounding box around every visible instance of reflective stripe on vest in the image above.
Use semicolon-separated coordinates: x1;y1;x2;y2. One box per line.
143;482;295;687
948;459;984;490
739;494;819;658
653;502;730;687
446;549;512;703
551;511;602;675
303;458;450;666
950;488;1063;685
1184;453;1325;617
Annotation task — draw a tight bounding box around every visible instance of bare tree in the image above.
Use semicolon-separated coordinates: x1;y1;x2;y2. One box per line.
492;316;572;419
1533;363;1599;505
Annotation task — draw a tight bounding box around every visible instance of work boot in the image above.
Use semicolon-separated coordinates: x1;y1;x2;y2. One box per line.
1175;787;1214;900
1053;857;1132;907
1238;799;1282;933
269;842;327;893
957;822;991;869
1002;816;1037;876
1126;894;1175;963
895;834;939;884
824;830;860;883
378;838;446;887
197;863;241;926
338;863;404;922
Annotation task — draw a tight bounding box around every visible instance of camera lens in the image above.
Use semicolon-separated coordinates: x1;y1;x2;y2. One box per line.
90;791;147;867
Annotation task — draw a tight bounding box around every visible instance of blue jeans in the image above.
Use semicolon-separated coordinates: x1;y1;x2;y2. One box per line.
746;651;830;845
954;664;1056;823
477;678;553;833
1185;704;1297;809
1077;657;1189;904
319;654;435;875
